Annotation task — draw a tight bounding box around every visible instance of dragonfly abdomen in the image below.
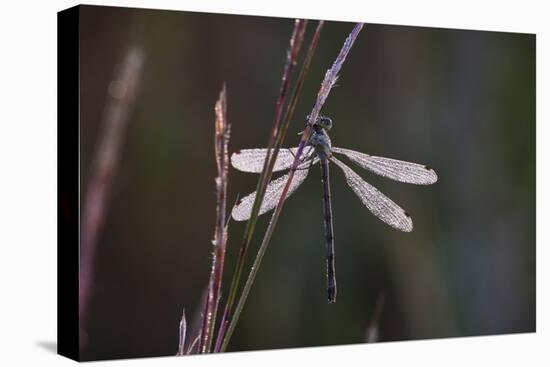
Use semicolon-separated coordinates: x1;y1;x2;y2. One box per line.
320;158;337;303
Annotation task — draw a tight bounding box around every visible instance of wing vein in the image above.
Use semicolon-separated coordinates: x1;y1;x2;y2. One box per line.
332;147;437;185
231;163;315;221
331;156;413;232
231;147;313;173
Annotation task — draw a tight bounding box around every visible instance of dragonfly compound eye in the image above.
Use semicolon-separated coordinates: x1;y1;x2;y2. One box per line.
319;116;333;130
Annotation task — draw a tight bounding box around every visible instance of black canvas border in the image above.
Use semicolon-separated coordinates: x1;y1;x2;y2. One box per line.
57;4;80;361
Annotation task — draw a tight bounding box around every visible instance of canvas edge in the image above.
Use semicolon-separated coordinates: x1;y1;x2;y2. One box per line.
57;4;80;362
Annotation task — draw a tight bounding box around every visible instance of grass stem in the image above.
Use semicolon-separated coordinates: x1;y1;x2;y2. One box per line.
219;23;364;352
79;47;144;348
199;84;231;353
213;19;308;352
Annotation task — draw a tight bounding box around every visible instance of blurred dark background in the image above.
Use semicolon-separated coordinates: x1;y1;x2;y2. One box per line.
78;5;535;361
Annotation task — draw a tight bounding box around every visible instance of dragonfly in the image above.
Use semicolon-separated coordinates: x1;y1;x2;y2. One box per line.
231;115;438;303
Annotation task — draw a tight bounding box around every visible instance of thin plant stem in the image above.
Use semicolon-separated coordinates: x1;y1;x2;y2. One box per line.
186;335;201;355
198;85;231;353
219;23;364;352
177;308;187;355
366;291;386;343
269;20;325;172
213;19;307;352
213;20;323;352
79;47;144;347
214;20;324;352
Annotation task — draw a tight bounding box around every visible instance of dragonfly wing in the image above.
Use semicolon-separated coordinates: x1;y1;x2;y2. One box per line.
231;147;313;173
332;147;437;185
331;157;413;232
232;163;315;221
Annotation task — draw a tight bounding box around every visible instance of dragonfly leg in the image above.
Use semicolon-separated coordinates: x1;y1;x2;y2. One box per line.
288;145;312;159
287;146;313;170
294;156;315;172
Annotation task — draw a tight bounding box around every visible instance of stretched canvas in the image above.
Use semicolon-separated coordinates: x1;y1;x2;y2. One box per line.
58;4;535;362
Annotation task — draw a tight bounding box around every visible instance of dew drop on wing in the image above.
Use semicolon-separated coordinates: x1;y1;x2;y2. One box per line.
231;167;312;221
330;156;414;232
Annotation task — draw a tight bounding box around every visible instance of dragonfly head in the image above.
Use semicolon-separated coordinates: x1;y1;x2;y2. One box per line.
318;116;333;131
306;114;333;131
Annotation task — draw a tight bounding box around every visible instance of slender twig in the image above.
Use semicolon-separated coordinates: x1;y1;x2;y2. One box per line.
219;23;364;352
198;85;231;353
79;47;144;345
213;19;307;351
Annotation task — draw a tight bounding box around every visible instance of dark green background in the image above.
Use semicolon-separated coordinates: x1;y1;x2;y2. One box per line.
79;5;535;361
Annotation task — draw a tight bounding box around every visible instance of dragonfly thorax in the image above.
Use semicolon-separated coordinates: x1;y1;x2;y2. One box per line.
310;129;332;159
